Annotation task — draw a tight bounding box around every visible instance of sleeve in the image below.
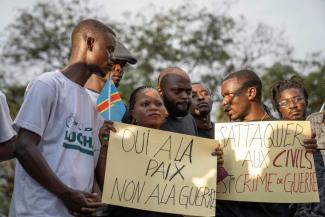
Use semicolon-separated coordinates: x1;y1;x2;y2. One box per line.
0;92;16;143
13;80;55;137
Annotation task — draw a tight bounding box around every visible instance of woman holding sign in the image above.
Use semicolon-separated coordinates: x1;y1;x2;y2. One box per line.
97;86;223;216
96;86;182;217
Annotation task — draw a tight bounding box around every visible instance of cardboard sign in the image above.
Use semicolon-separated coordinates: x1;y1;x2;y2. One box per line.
102;122;219;216
215;121;319;203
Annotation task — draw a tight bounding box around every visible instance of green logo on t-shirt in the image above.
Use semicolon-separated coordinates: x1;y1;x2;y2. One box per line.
62;116;94;156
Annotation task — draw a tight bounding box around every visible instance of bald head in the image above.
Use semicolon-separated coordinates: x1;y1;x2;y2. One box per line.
158;67;190;89
157;67;192;117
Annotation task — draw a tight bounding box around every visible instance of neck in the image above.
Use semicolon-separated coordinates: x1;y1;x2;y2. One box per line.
193;114;212;129
62;62;93;87
84;74;106;93
243;103;268;122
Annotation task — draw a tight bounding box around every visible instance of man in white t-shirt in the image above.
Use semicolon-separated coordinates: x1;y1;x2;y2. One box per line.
0;90;16;161
10;19;116;217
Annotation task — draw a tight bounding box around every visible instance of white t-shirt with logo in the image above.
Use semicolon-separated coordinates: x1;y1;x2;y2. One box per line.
86;89;100;108
0;90;15;143
10;71;103;217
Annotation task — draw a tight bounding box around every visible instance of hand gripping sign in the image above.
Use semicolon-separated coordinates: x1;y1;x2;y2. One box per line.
215;120;319;203
102;122;219;216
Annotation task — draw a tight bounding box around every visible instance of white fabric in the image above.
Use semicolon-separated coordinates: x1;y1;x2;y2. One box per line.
86;89;100;108
0;90;15;143
10;71;103;217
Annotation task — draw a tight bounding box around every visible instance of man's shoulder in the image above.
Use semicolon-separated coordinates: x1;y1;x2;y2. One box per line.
307;112;323;122
28;70;73;93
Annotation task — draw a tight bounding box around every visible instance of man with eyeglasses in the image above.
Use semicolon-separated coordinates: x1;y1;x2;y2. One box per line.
216;70;317;217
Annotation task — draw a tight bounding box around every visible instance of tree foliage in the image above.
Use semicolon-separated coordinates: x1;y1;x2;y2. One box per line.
118;3;292;101
261;56;325;115
0;0;111;84
0;0;324;214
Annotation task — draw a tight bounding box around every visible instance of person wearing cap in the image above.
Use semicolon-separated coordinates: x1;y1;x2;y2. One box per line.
84;40;137;216
85;40;137;105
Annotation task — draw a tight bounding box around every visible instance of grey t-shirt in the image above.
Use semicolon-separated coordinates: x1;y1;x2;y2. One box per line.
160;114;198;136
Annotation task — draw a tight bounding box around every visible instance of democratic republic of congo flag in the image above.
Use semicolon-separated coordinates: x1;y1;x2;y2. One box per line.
96;77;126;121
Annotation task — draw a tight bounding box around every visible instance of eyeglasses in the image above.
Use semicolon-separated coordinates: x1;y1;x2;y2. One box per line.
278;96;305;108
223;84;249;103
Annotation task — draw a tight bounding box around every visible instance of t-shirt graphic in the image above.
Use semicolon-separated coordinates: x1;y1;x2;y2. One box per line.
63;115;94;155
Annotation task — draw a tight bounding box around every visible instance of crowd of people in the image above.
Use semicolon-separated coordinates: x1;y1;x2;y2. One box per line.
0;19;324;217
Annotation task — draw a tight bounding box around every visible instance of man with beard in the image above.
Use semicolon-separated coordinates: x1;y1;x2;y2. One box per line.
216;69;316;217
157;67;198;136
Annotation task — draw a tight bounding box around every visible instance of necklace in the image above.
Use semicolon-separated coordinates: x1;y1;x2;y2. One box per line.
260;112;269;121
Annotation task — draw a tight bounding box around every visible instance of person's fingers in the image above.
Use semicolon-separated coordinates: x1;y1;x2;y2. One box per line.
211;150;223;156
69;211;85;217
80;207;97;213
103;121;116;133
304;138;317;143
104;120;114;125
85;201;103;208
312;132;316;139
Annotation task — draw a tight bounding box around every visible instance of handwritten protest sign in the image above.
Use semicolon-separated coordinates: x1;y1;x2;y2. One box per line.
102;122;219;216
215;121;319;203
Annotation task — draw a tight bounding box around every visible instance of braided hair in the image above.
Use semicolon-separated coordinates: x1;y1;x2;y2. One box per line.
125;86;158;124
270;75;308;114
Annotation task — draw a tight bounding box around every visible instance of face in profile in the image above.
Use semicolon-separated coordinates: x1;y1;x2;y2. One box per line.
88;31;116;78
131;89;168;129
191;83;213;117
221;77;250;121
161;74;192;117
277;88;307;120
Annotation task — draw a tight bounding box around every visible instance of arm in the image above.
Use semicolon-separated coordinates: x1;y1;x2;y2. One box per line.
212;147;228;183
303;132;317;152
15;128;101;213
95;145;108;191
0;136;15;161
95;120;116;191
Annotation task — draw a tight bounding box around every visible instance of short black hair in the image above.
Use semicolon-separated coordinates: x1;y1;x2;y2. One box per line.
191;82;212;95
223;69;262;101
270;75;308;112
71;19;116;48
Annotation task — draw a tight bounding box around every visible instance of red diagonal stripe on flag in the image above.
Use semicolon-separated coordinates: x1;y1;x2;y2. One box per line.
97;93;121;113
